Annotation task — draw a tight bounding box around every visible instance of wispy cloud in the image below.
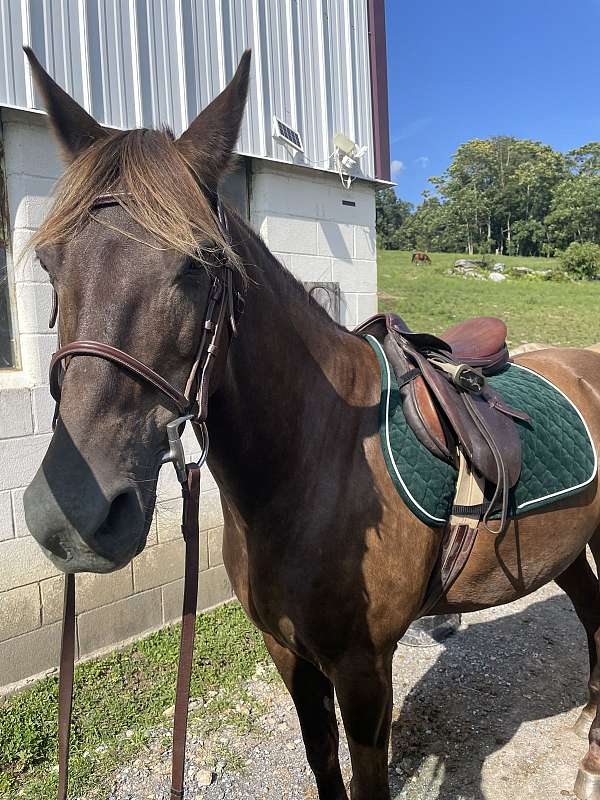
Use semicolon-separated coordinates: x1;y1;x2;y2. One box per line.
390;159;404;177
390;117;433;145
415;156;430;169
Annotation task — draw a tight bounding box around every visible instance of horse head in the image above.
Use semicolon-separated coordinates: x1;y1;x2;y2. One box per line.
22;48;250;573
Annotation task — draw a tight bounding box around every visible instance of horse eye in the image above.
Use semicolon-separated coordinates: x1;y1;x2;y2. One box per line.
179;259;203;280
178;241;221;280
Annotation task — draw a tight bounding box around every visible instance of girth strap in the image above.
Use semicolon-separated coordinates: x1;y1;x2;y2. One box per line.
418;522;479;618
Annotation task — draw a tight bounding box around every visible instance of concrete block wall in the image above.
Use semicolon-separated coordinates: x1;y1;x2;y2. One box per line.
250;161;378;329
0;112;379;693
0;111;231;692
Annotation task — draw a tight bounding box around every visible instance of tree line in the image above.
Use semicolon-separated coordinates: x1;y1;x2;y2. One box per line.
377;137;600;257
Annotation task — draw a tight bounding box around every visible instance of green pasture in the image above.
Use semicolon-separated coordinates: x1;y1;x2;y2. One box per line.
378;251;600;347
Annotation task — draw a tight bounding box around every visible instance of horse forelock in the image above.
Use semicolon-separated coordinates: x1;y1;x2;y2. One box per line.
30;127;244;276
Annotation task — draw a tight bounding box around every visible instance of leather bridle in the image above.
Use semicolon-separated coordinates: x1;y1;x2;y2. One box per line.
50;193;243;800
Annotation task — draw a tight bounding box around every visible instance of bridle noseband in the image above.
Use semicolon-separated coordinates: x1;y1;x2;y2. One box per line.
50;193;244;800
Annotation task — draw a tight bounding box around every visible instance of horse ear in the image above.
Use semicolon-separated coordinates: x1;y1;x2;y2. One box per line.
176;50;251;187
24;46;106;162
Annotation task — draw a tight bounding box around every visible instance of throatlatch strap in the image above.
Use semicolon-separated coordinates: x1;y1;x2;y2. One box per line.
58;574;75;800
170;464;202;799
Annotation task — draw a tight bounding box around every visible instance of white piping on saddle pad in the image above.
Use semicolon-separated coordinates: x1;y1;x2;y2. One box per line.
508;363;597;510
366;335;598;522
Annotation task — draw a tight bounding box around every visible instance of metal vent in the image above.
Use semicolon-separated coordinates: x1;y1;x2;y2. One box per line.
303;282;341;323
272;116;304;152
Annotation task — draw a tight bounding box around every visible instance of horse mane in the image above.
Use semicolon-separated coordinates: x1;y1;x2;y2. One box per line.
31;127;243;274
230;213;344;330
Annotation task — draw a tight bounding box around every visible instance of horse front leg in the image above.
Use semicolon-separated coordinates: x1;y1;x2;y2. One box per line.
262;633;349;800
332;651;394;800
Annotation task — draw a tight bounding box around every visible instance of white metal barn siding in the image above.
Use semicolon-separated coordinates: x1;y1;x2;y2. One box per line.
0;0;375;179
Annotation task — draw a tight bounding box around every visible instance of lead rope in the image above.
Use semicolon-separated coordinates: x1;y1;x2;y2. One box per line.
54;277;75;800
170;464;201;799
57;574;75;800
56;464;203;800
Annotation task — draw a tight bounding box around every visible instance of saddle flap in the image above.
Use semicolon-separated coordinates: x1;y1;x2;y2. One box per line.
403;342;522;488
484;387;531;423
464;391;523;487
382;334;451;462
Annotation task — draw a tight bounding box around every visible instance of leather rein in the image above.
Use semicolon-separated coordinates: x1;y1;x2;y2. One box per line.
50;193;243;800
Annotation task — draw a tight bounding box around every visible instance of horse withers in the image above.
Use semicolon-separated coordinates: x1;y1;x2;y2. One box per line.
21;48;600;800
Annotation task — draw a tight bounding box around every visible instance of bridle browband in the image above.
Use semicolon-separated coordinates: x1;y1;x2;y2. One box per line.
51;192;244;800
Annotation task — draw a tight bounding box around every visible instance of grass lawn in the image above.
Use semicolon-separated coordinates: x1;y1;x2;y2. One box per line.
378;250;600;347
0;603;270;799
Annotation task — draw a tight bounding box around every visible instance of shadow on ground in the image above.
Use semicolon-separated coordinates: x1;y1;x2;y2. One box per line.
388;593;588;799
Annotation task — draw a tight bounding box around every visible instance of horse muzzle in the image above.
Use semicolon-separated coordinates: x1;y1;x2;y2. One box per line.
24;466;148;573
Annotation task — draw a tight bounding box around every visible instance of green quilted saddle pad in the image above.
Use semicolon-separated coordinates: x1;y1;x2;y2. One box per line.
365;335;597;527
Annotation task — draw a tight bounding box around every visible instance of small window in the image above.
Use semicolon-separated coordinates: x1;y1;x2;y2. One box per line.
0;135;16;369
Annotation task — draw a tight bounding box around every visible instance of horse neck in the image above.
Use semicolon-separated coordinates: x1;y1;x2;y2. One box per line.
206;216;374;513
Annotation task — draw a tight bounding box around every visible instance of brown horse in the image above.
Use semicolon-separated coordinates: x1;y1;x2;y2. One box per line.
21;49;600;800
411;250;431;264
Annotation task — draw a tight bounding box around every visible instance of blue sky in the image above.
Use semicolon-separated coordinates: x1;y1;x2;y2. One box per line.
386;0;600;206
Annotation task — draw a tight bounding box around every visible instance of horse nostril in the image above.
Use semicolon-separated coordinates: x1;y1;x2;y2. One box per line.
45;534;70;561
25;455;150;572
93;488;143;563
104;490;138;532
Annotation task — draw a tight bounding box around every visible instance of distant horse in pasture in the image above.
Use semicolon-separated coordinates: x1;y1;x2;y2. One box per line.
412;250;431;264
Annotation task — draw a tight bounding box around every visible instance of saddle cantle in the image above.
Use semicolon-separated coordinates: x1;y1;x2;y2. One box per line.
356;312;531;614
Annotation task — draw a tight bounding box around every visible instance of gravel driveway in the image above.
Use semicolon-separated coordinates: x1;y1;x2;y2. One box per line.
108;580;589;800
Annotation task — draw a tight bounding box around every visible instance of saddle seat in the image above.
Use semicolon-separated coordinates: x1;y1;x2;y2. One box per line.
389;315;509;371
356;313;530;530
438;317;509;365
